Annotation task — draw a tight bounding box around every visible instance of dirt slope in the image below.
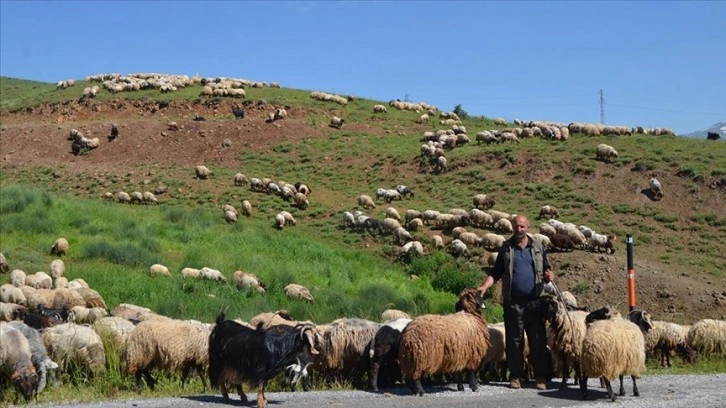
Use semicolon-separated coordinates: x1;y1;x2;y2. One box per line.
1;98;724;322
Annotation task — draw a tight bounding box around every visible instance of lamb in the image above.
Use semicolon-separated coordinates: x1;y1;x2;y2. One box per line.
648;177;664;200
357;194;376;210
595;143;618;162
149;264;171;277
7;321;58;394
275;213;286;229
195;165;212;179
50;238;69;257
279;211;297;226
538;205;560;219
686;319;726;357
123;318;211;392
579;308;653;401
435;156;447;173
232;271;266;293
42;322;107;378
367;318;412;392
284;283;314;303
398;288;489;396
0;322;39;402
329;116;345;129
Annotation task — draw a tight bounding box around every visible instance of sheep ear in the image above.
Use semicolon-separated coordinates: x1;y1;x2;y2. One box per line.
303;328;319;355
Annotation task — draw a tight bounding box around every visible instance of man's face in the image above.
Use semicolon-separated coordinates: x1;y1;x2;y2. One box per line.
514;218;528;239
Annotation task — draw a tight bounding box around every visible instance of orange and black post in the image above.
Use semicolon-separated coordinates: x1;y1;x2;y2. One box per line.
626;234;636;311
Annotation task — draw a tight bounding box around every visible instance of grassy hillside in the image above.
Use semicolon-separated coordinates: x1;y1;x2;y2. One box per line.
0;75;724;403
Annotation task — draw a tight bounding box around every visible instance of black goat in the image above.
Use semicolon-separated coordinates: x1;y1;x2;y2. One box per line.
208;313;320;407
362;218;384;235
368;318;410;392
193;115;206;122
108;124;119;142
232;107;245;119
23;306;67;329
707;131;720;140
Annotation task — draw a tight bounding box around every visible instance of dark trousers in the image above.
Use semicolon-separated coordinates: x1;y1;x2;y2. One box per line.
503;298;549;380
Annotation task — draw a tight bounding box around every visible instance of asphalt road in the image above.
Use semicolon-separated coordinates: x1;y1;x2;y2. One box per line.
25;374;726;408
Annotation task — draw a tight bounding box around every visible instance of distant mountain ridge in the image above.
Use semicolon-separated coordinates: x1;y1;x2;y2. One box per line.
683;122;726;139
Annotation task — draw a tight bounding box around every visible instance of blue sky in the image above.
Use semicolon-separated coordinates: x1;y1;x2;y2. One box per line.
1;1;724;134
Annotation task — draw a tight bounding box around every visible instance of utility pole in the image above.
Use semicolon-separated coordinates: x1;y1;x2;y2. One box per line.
599;89;605;124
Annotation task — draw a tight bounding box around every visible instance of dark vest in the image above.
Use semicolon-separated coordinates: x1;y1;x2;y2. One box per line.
500;234;545;302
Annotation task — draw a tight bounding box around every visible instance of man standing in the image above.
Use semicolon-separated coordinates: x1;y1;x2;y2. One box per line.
477;214;554;390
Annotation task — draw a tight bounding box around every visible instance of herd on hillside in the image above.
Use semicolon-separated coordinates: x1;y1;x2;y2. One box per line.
2;72;719;405
1;240;726;406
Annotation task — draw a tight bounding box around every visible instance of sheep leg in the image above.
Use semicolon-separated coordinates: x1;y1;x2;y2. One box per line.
220;383;229;401
467;370;478;392
196;365;207;392
580;375;589;399
631;375;640;396
369;360;381;392
604;377;617;402
559;353;569;389
618;374;626;396
256;382;267;408
412;376;425;396
456;372;464;391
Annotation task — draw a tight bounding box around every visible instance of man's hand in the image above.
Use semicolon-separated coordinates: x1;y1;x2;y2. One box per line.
543;270;554;283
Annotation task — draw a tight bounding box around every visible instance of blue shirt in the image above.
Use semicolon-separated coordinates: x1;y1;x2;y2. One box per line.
510;244;536;299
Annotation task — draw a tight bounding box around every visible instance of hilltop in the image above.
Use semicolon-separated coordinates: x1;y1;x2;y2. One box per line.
1;76;725;323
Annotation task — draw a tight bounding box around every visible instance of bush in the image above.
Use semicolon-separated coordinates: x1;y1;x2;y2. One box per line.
82;241;157;267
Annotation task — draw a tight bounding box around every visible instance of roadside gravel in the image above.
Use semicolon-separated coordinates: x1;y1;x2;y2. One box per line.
24;374;725;408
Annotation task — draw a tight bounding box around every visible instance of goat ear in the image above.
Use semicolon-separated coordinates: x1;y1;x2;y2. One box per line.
303;329;319;355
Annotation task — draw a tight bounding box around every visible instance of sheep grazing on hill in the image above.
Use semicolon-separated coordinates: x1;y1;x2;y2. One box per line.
645;321;697;368
472;194;495;210
42;322;107;378
329;116;345;129
315;318;381;388
595;143;618;162
373;104;387;113
538;205;560;219
195;165;212;179
50;238;69;257
0;253;8;274
398;288;489;396
284;284;314;303
648;177;664;201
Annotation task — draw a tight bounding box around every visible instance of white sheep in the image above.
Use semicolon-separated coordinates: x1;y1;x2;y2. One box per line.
0;253;8;274
49;259;64;280
480;233;506;252
448;239;470;258
393;227;413;245
275;213;286;229
648;177;663;200
10;269;26;287
224;210;238;224
357;194;376;210
385;207;401;221
686;319;726;357
42;322;107;377
233;173;248;186
241;200;252;216
373;104;387;113
50;238;69;257
494;218;513;234
329;116;345;129
117;191;131;204
588;233;616;254
232;271;266;293
284;283;314;302
200;267;227;283
69;306;108;325
595;143;618;162
430;235;445;249
149;264;171;277
580;309;653;401
195;165;212;179
142;191;158;205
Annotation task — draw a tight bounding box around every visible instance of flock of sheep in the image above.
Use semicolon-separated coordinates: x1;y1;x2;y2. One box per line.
2;244;724;405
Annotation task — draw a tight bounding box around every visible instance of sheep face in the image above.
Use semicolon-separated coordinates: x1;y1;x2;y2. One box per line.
11;368;39;403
